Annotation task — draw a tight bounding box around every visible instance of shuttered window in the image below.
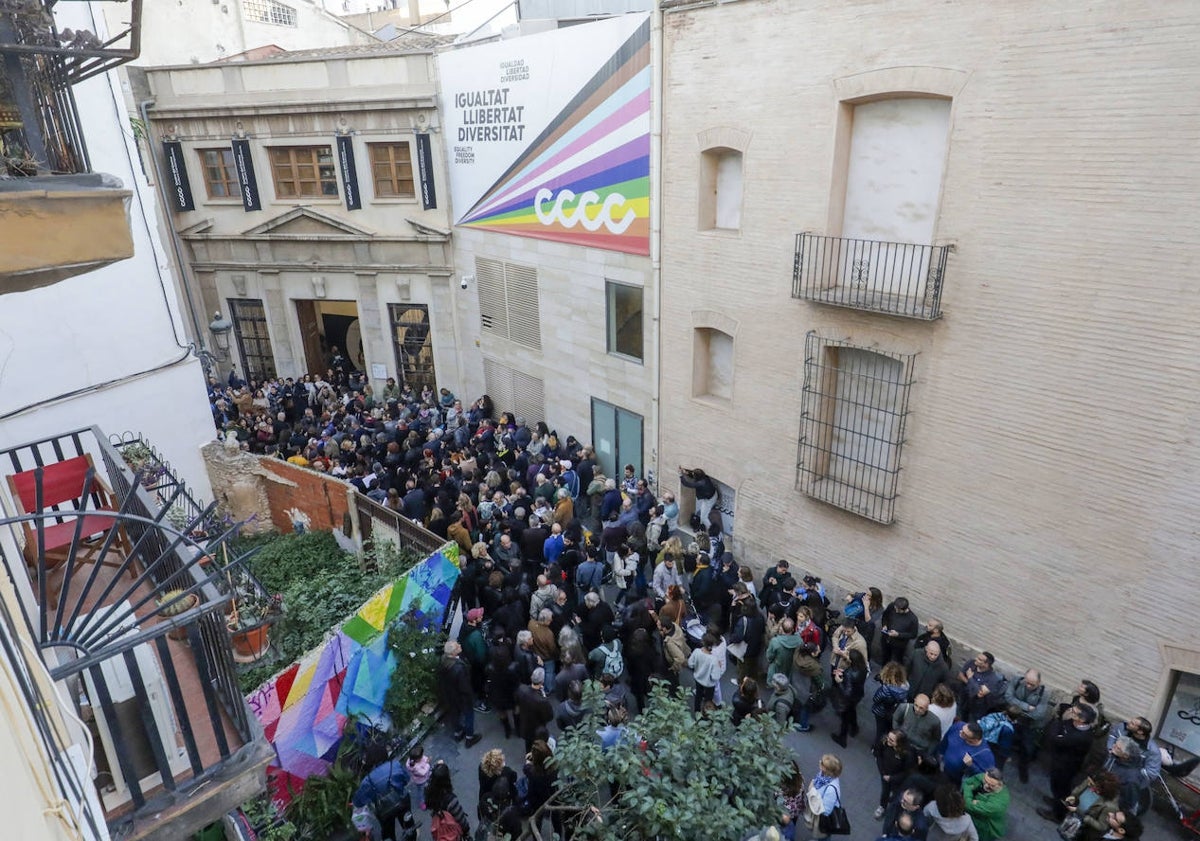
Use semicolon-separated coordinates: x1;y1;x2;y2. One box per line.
483;358;545;425
475;257;541;351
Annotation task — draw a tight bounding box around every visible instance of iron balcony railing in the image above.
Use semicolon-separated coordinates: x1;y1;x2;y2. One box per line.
792;232;952;320
355;492;450;558
1;0;143;175
0;426;265;827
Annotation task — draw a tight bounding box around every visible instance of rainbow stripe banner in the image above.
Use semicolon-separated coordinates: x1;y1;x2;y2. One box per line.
244;542;461;805
441;14;651;256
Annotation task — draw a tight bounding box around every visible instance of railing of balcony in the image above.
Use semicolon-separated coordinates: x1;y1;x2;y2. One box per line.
0;426;261;819
0;586;105;839
355;493;449;558
792;232;951;320
1;0;143;175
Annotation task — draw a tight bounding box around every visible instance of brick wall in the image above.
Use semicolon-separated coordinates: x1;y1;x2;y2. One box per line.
258;459;352;535
658;0;1200;722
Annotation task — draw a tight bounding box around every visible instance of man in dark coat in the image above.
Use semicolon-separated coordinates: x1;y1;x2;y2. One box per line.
1038;704;1098;821
879;597;920;663
436;640;481;746
906;640;952;701
515;668;554;751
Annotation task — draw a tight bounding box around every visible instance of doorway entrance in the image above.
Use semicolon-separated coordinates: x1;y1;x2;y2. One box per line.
295;299;364;377
591;398;642;482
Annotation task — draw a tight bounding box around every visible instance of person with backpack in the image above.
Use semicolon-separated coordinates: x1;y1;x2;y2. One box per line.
589;626;625;680
871;662;911;750
425;761;470;841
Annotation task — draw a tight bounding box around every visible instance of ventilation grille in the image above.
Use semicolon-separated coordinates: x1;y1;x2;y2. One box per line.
483;357;545;425
475;257;541;351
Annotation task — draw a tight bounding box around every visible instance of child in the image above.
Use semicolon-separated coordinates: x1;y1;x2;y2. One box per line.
405;743;432;810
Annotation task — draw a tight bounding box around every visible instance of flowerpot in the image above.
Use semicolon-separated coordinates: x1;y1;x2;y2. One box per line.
158;593;199;640
230;623;271;660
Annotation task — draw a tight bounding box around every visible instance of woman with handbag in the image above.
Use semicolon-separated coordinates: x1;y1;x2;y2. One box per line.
804;753;849;839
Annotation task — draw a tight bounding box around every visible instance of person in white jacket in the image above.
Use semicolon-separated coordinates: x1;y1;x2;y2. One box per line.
687;632;724;712
612;544;635;606
651;555;685;601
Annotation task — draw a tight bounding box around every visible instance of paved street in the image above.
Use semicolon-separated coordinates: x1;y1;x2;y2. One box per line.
407;678;1185;840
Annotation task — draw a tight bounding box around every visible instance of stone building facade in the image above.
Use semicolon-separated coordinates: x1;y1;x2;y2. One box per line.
657;0;1200;726
143;44;466;397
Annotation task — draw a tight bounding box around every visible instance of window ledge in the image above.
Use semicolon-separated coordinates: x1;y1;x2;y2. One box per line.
690;393;732;410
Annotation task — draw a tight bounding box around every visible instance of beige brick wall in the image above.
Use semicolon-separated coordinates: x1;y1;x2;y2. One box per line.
451;228;657;472
659;0;1200;720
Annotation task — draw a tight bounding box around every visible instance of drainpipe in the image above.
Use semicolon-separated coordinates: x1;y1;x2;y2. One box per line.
138;98;209;357
649;5;664;495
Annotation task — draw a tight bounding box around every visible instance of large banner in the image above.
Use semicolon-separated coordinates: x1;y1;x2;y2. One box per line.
439;13;651;255
246;543;461;805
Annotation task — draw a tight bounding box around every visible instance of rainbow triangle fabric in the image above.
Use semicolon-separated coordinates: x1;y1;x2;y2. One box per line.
457;18;651;255
246;544;461;805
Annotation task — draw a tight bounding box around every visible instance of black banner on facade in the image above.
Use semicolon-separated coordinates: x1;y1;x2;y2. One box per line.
161;140;195;212
415;132;437;210
336;134;362;211
231;138;261;211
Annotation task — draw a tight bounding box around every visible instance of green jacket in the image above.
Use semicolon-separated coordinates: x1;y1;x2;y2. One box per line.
962;773;1010;841
765;633;801;680
461;626;488;668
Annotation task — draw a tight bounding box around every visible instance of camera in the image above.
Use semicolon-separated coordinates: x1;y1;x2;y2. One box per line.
460;276;468;289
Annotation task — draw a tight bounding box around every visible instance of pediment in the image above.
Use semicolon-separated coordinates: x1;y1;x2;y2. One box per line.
242;207;374;238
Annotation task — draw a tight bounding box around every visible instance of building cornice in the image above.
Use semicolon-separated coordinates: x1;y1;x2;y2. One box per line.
148;95;438;120
188;261;453;277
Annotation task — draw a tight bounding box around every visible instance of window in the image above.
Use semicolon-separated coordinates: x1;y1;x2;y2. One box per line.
243;0;297;26
797;332;916;524
267;146;338;199
483;358;545;425
692;327;734;401
369;143;415;198
198;148;237;199
475;257;542;351
699;147;743;231
228;298;277;382
591;399;642;481
605;281;643;361
389;304;436;393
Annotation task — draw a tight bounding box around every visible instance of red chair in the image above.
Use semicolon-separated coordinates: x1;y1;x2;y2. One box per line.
6;454;134;605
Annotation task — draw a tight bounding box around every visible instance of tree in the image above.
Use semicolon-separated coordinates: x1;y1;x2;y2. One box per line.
551;681;789;840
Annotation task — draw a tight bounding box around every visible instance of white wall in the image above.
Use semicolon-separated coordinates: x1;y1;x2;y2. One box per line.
0;2;216;497
108;0;372;67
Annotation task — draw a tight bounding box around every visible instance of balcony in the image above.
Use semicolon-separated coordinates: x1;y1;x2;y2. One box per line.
1;0;142;292
0;427;272;841
792;232;952;320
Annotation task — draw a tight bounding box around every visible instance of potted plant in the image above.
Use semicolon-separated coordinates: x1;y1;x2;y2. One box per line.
226;577;281;660
156;588;199;640
119;440;166;488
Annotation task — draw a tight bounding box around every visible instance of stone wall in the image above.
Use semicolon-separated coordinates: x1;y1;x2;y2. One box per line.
202;440;353;537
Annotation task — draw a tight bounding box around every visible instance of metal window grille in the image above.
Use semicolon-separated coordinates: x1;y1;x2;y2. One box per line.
792;233;950;320
482;357;545;426
475;257;542;351
796;331;916;524
243;0;297;26
228;298;277;381
388;304;436;393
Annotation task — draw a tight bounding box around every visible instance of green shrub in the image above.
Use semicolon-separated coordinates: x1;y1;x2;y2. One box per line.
382;614;445;730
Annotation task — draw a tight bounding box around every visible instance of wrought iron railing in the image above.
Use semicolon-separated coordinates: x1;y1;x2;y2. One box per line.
792;232;951;320
355;493;448;558
0;426;263;821
1;0;143;175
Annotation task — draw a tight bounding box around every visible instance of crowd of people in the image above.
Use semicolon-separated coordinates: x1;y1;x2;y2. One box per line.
207;369;1184;841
